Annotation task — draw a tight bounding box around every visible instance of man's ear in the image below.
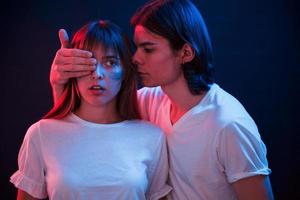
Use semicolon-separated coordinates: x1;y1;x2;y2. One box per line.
181;43;195;64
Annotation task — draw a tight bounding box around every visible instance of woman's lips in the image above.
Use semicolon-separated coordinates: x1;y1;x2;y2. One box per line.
89;85;105;95
90;85;105;90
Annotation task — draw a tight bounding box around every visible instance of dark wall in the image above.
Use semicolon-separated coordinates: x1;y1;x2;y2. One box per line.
2;0;299;199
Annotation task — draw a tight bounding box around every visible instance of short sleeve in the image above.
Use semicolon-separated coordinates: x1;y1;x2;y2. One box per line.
137;87;166;122
10;122;47;199
146;133;172;200
217;120;271;183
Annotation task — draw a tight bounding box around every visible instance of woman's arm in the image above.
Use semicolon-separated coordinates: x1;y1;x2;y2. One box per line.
17;189;40;200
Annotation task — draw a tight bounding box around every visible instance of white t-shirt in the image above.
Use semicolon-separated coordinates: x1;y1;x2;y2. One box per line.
10;113;171;200
138;83;271;200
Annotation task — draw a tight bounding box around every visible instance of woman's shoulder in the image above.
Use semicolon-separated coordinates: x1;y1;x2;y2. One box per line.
25;114;75;136
38;114;76;126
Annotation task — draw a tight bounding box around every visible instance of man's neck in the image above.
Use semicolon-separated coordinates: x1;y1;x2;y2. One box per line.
161;75;207;124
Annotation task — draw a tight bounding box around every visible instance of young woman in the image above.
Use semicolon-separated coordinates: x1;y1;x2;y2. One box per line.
10;20;171;200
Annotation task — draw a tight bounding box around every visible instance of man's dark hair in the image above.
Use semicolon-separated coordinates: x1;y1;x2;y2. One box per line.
131;0;214;94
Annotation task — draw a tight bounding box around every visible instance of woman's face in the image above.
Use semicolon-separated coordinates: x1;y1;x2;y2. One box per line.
132;25;183;87
76;44;123;108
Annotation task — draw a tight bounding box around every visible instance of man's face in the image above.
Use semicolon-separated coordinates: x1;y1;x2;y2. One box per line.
133;25;183;88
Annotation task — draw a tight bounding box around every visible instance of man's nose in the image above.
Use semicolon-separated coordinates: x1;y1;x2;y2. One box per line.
132;51;141;66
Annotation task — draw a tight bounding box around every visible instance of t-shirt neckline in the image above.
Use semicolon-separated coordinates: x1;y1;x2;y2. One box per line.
166;83;218;128
69;113;129;128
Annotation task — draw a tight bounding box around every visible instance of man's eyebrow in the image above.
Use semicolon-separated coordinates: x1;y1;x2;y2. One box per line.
136;41;157;47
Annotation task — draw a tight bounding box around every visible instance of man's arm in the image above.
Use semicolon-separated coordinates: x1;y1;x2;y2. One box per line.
50;29;96;103
232;175;274;200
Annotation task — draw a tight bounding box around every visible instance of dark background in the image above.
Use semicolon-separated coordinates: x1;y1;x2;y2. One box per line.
2;0;299;199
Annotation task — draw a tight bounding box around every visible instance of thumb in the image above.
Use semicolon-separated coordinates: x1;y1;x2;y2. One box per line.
58;29;70;48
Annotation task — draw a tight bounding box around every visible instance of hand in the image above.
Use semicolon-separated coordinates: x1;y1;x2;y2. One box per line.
50;29;97;103
50;29;97;87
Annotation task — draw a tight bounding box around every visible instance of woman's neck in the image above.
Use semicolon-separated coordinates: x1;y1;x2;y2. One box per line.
74;100;122;124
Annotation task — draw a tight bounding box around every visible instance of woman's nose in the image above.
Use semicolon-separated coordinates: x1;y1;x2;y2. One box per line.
91;64;104;79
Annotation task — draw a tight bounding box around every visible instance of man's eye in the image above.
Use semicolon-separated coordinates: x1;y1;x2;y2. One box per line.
144;48;154;53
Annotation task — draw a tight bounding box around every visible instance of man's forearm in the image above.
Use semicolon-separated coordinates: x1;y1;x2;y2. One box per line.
52;85;64;104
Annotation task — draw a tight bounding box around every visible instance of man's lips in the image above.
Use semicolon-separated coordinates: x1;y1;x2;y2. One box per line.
138;71;148;76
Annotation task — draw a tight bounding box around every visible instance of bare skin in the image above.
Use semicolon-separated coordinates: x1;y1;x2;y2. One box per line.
17;190;40;200
232;175;274;200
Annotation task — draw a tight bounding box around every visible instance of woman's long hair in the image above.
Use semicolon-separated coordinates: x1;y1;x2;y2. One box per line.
44;20;141;120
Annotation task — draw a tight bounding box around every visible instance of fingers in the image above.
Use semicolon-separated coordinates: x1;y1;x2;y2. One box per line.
58;48;93;58
59;29;70;48
58;64;96;72
50;29;95;88
58;29;93;57
51;70;92;85
56;54;96;65
61;71;93;80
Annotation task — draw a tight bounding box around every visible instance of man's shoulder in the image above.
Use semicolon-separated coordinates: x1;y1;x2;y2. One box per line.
137;86;165;99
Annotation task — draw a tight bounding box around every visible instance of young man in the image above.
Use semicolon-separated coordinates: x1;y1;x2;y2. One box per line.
50;0;274;199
